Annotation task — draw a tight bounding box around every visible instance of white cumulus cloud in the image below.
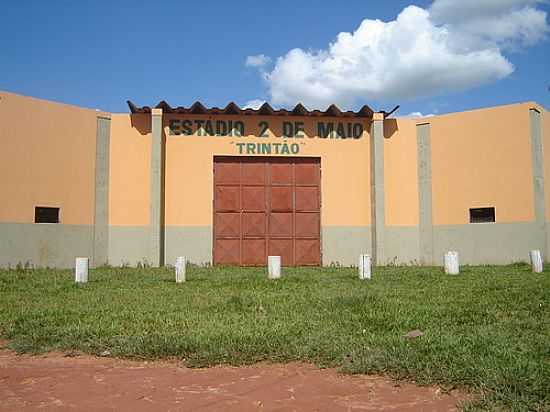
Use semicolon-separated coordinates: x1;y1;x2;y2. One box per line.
429;0;549;51
246;0;548;109
245;54;272;67
243;99;267;109
399;111;435;118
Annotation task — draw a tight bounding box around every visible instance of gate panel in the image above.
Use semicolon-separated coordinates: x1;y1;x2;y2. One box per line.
270;161;293;184
295;239;320;265
214;156;321;266
269;212;293;237
295;213;319;238
242;239;266;265
215;212;240;237
268;238;294;266
216;186;240;211
242;186;266;211
295;160;320;185
215;238;240;264
270;187;293;211
295;186;319;211
215;161;241;184
241;161;266;185
242;212;266;237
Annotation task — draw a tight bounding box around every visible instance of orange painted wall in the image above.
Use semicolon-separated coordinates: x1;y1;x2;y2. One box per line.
164;115;371;227
544;109;550;221
430;103;535;225
0;91;98;225
384;118;419;226
4;91;544;232
109;114;151;226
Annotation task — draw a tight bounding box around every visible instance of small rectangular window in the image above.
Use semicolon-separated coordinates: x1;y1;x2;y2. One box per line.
469;207;495;223
35;207;60;224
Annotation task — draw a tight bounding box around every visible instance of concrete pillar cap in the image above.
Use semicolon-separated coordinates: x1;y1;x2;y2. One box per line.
373;112;384;121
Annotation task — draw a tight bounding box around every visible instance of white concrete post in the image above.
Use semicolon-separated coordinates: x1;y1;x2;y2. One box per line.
359;254;372;280
175;256;186;283
268;256;281;279
75;257;89;283
444;251;460;275
529;250;543;273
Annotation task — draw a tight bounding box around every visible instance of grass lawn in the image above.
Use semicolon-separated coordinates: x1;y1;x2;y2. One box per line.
0;264;548;411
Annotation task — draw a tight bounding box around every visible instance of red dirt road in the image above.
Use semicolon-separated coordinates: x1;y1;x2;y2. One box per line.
0;348;466;411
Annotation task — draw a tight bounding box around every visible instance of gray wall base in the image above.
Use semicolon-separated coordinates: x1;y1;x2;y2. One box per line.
322;226;371;266
433;222;544;265
0;223;93;268
384;226;421;265
165;226;212;266
108;226;151;266
2;222;546;268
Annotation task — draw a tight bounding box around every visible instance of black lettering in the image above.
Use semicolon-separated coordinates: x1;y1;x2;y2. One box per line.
258;121;269;137
246;143;256;154
272;143;281;154
233;121;244;137
280;143;290;154
290;143;299;154
236;143;245;154
346;123;352;139
283;122;294;138
334;123;345;139
261;143;271;154
318;122;333;138
169;119;181;135
216;120;228;136
182;120;192;135
204;120;214;136
194;120;205;136
294;122;304;138
353;123;363;139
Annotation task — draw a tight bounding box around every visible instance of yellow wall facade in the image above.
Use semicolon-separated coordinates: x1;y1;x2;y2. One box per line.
2;90;549;267
384;118;419;226
0;91;98;225
430;103;535;225
2;90;546;232
544;109;550;221
109;114;151;226
164;115;372;228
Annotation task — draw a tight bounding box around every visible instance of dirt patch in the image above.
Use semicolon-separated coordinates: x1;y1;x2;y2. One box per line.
0;349;467;411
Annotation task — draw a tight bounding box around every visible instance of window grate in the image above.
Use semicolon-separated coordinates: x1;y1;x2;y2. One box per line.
469;207;495;223
35;207;60;224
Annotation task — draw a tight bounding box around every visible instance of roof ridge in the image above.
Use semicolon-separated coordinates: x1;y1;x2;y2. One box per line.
127;101;387;118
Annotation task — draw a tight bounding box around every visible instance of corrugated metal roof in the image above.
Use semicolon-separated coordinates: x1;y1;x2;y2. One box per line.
126;100;397;118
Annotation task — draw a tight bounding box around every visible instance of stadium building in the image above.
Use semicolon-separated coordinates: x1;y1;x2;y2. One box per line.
0;90;548;268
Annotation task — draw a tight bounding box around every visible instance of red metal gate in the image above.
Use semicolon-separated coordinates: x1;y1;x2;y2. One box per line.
214;156;321;266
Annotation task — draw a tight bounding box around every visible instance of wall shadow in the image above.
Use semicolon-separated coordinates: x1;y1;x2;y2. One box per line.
384;118;398;139
130;113;151;135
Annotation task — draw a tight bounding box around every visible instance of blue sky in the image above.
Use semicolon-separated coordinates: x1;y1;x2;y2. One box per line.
0;0;548;116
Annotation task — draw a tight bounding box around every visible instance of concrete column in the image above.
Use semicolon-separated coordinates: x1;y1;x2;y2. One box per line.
150;108;165;267
370;113;385;265
529;108;547;261
417;123;434;265
92;115;110;267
